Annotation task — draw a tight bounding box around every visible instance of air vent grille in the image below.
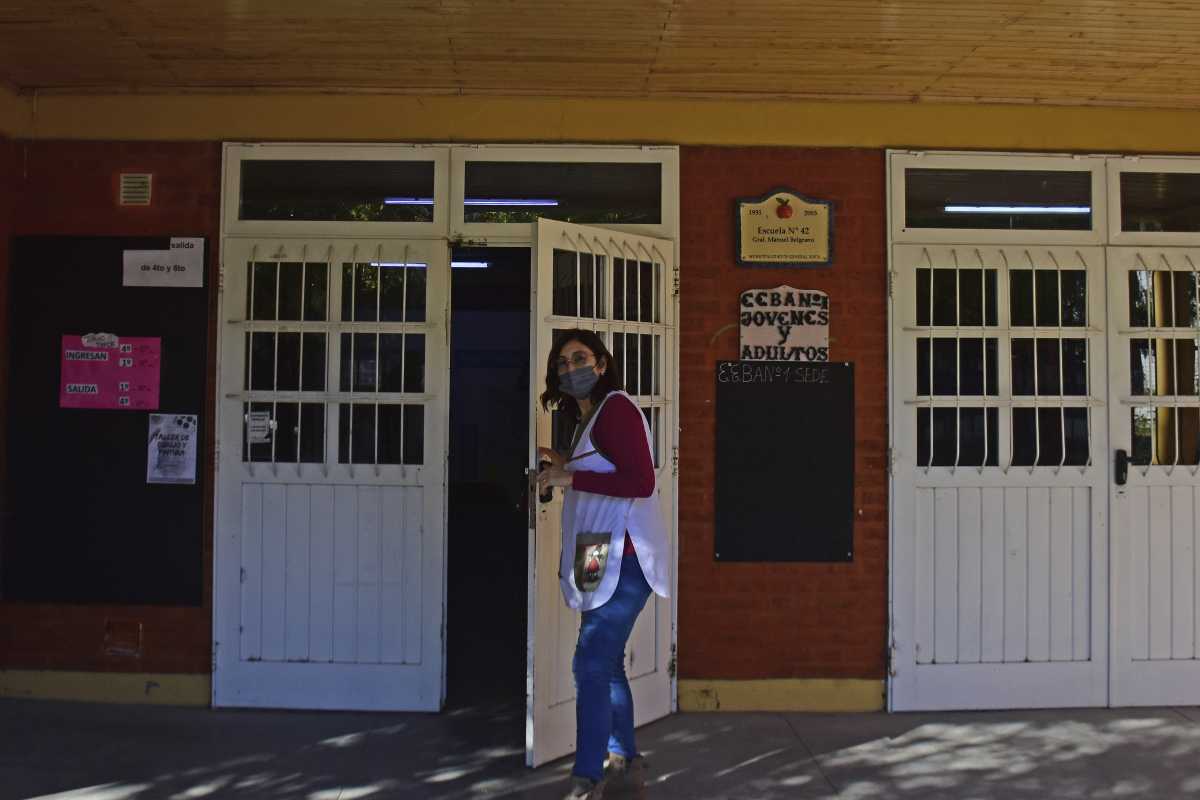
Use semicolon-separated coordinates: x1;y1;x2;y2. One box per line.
119;173;152;206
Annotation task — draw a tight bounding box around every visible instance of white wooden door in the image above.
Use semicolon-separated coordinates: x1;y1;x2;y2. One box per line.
1108;246;1200;705
890;244;1109;710
527;219;676;767
213;238;448;710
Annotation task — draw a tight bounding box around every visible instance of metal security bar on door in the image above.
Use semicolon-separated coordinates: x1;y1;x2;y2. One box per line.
913;247;1002;472
549;230;669;467
912;248;1098;474
235;243;432;479
1119;253;1200;476
339;246;428;477
241;244;333;477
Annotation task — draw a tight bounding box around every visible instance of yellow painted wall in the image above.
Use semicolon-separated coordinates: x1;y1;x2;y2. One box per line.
12;92;1200;153
0;85;30;137
0;670;210;706
678;679;885;712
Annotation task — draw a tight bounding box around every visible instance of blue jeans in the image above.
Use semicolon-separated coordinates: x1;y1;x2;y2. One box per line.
572;547;652;782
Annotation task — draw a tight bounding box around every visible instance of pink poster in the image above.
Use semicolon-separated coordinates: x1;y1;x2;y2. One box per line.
59;334;161;410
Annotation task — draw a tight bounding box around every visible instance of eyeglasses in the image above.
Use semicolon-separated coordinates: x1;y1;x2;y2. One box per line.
555;352;594;371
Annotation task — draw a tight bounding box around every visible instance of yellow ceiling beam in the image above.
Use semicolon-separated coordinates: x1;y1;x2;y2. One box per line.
16;92;1200;154
0;84;32;138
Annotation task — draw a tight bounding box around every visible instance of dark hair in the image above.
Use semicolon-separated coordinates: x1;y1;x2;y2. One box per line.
540;328;623;417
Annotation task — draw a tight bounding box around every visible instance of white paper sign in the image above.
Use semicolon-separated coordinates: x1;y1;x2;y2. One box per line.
247;410;273;444
147;414;198;485
739;286;829;362
122;238;204;287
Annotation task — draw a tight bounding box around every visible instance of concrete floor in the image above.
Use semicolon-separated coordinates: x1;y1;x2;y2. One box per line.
6;698;1200;799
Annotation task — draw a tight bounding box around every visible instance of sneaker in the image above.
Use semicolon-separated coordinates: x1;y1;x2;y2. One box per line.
604;753;647;797
563;775;605;800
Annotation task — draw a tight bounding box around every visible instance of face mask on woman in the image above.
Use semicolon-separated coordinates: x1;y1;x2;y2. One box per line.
558;364;600;399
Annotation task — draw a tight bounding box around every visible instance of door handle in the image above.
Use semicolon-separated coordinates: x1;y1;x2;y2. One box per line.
525;468;538;529
1115;449;1129;486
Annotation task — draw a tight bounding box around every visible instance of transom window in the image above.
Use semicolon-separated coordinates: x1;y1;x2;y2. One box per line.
239;160;436;223
905;168;1093;231
464;161;662;225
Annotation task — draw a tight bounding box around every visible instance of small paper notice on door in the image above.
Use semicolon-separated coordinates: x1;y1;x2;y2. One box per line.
147;414;198;485
247;410;272;444
123;238;204;288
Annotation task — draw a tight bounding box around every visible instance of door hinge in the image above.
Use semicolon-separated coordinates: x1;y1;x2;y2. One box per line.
671;446;679;477
887;637;898;678
667;643;677;679
239;567;246;583
887;271;895;299
672;266;680;298
886;446;895;475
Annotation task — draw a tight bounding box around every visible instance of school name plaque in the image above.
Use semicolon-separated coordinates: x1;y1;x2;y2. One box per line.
735;189;833;268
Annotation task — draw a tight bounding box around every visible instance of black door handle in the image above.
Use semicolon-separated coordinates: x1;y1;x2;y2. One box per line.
1115;449;1129;486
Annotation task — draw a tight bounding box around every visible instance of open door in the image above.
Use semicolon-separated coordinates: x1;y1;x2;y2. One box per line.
527;219;676;767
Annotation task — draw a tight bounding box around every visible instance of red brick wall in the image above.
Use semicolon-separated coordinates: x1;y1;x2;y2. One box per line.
677;147;888;681
0;141;220;673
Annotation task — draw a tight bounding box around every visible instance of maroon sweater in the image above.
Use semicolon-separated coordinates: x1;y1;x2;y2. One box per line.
570;394;655;555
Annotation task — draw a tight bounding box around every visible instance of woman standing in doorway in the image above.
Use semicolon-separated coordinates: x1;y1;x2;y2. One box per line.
536;329;671;800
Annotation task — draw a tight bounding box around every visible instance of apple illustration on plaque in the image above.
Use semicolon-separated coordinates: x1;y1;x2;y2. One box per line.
775;197;794;219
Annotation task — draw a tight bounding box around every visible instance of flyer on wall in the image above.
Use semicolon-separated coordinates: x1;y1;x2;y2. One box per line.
147;414;198;485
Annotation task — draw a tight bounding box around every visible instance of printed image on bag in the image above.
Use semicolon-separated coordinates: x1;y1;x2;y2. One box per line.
573;532;612;593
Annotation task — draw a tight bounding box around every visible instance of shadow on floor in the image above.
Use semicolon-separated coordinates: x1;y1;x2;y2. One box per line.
8;701;1200;799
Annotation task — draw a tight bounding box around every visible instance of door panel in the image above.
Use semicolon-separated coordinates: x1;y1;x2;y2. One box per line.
891;244;1109;710
528;219;675;767
1108;247;1200;705
214;238;447;711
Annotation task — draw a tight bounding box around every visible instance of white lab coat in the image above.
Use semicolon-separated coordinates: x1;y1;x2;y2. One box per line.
559;391;671;611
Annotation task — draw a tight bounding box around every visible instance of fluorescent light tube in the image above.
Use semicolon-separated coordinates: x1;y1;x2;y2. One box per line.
944;205;1091;214
464;198;559;207
369;261;488;269
383;197;560;207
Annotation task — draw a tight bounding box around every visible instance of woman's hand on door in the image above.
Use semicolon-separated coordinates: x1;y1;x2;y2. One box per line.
536;465;573;491
537;446;566;469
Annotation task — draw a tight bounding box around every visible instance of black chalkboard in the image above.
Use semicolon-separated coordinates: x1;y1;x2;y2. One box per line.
2;236;208;605
714;360;854;562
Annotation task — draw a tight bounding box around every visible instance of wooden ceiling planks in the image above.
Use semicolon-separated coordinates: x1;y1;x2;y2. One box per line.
6;0;1200;108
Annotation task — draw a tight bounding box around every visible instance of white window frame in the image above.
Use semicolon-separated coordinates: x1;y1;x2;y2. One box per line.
890;151;1108;246
1107;156;1200;247
222;143;451;238
449;145;678;243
